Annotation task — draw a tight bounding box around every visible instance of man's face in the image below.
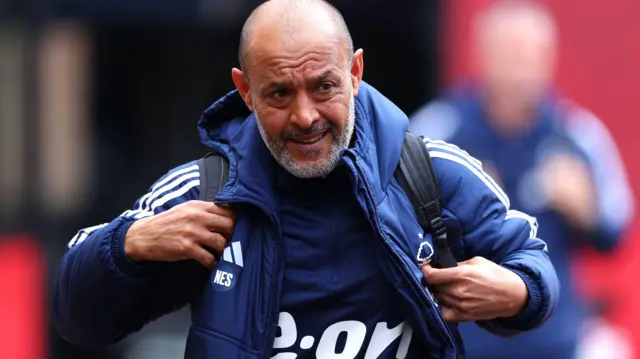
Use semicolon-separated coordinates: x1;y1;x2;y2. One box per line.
477;14;556;120
233;34;363;178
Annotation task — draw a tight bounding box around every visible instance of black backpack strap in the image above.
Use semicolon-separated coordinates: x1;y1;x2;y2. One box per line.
395;132;466;357
198;151;230;202
197;152;230;262
395;131;458;268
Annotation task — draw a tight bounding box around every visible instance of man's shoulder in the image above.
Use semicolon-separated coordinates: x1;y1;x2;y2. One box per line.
421;137;511;209
120;159;203;219
422;137;484;177
152;159;202;189
409;99;463;142
555;99;614;142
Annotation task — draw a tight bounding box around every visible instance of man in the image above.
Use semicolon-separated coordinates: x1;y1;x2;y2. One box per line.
410;1;635;359
53;0;559;358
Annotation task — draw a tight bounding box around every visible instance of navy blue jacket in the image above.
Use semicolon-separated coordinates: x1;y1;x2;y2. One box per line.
409;84;634;359
54;82;559;359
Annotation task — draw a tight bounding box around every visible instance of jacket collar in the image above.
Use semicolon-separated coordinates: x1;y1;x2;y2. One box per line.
197;81;409;211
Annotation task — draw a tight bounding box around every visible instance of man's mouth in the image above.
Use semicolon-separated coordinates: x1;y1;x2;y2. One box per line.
289;130;328;144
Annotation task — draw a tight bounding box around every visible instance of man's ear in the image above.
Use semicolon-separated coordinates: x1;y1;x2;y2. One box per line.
232;68;254;112
350;49;364;97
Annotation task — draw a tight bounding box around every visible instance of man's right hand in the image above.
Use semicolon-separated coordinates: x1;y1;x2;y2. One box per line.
124;200;236;270
540;153;597;231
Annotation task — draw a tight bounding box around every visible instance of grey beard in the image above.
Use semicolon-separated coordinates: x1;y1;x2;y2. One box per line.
256;93;356;179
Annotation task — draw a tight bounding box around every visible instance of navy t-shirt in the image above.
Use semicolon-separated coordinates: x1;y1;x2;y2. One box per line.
271;165;424;359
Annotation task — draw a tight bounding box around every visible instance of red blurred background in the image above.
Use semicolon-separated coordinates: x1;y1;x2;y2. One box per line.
444;0;640;355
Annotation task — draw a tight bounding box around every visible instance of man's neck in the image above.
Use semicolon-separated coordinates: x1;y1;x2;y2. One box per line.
482;95;537;139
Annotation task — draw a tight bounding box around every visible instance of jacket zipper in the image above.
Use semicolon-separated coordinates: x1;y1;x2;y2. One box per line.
344;152;457;353
216;195;283;359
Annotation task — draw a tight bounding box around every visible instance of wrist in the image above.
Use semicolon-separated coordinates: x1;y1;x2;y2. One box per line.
503;271;529;318
110;217;152;278
124;220;145;262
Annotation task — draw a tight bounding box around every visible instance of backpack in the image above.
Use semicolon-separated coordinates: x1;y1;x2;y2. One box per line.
198;131;457;269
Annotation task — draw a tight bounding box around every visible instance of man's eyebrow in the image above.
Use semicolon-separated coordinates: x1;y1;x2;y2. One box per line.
262;71;339;92
264;80;293;92
311;70;339;83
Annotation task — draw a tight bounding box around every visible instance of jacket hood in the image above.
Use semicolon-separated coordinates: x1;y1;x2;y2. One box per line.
197;88;251;152
196;81;410;210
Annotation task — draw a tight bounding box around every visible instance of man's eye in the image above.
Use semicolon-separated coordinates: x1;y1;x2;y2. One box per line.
271;89;288;99
318;82;335;92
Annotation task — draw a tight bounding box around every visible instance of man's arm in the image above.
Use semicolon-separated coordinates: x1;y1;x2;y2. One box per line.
561;104;635;250
53;161;217;349
408;99;462;142
425;138;560;336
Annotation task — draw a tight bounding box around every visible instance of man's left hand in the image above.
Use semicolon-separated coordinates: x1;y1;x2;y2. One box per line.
422;257;528;323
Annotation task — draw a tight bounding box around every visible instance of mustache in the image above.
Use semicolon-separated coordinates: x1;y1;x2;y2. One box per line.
283;122;335;139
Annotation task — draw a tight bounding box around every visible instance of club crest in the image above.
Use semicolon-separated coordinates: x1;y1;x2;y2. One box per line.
416;240;434;266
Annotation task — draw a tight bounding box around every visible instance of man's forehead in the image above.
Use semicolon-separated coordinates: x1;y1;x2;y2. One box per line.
248;37;346;74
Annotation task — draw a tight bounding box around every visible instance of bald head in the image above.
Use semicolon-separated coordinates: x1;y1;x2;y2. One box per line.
473;0;557;79
474;0;557;47
239;0;353;73
472;0;558;129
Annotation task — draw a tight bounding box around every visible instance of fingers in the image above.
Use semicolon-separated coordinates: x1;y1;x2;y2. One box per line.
184;202;235;240
438;291;474;323
203;213;235;240
422;265;460;286
183;240;217;270
181;229;227;270
196;231;228;256
207;202;236;221
434;291;461;309
185;200;236;220
441;306;466;323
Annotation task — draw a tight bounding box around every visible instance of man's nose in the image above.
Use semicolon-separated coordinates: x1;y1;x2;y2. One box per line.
290;93;319;128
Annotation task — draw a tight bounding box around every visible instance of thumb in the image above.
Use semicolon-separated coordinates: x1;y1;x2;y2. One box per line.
422;265;457;285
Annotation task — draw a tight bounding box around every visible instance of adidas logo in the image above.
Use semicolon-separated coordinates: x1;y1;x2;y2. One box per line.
212;241;243;292
221;241;244;267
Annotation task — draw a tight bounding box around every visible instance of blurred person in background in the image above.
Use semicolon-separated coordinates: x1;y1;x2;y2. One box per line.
51;0;561;358
410;1;635;359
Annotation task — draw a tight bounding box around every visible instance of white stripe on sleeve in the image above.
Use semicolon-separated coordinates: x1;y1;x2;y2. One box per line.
424;138;510;208
428;150;510;209
426;140;542;245
67;223;109;248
